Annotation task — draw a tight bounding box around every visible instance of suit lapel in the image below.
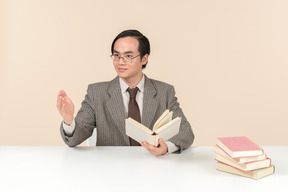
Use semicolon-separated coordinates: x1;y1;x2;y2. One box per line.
142;75;158;130
106;77;130;145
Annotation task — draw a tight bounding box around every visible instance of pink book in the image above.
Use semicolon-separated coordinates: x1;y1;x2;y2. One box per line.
216;136;264;158
215;156;271;172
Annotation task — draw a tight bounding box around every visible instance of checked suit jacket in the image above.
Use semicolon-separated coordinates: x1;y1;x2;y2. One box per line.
60;75;194;152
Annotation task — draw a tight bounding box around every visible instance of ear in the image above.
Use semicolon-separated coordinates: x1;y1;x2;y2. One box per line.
141;54;149;65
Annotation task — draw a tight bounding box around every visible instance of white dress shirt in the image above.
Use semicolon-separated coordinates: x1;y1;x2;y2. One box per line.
63;74;178;154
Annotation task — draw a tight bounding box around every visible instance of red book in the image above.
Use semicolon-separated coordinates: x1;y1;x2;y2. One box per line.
216;136;264;158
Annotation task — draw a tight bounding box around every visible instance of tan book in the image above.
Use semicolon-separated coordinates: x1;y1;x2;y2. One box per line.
215;145;267;164
217;162;275;180
215;153;271;172
125;110;181;146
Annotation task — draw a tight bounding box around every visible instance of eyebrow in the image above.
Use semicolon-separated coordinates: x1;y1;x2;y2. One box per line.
113;50;134;54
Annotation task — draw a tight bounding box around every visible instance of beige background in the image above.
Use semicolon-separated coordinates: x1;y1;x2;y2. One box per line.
0;0;287;146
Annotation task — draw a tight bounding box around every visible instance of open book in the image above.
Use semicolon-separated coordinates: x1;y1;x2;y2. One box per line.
125;110;181;146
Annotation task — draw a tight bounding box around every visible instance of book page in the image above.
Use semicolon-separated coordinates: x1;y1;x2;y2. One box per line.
155;117;181;141
152;110;172;132
125;118;155;144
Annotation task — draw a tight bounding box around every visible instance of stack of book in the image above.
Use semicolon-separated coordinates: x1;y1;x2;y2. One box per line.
215;136;275;180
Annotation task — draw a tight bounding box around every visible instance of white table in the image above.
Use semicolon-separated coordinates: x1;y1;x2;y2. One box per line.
0;146;287;192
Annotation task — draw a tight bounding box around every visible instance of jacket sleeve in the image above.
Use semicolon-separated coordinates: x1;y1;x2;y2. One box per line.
167;86;195;153
60;84;96;147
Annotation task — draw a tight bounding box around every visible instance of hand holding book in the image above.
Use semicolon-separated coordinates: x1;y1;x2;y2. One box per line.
125;109;181;146
140;139;168;156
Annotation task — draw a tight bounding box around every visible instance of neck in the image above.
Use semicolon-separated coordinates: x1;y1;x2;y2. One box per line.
122;73;143;88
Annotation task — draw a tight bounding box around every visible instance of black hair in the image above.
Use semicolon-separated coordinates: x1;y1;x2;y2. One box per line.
111;30;150;69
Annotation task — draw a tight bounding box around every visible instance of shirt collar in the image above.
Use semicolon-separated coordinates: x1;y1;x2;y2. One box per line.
119;74;145;94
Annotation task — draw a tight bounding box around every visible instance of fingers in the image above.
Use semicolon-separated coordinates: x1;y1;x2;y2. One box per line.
159;139;167;148
140;142;158;156
140;141;155;152
57;90;64;110
158;139;168;155
57;92;63;110
57;90;69;111
56;90;74;125
140;139;168;156
59;89;67;97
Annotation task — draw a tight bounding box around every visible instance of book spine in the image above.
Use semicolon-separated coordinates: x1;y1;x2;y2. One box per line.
215;159;271;172
154;135;159;146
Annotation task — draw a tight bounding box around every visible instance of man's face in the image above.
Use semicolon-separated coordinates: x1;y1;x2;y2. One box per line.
112;37;148;83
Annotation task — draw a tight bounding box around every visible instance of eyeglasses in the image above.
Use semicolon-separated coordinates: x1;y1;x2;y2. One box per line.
110;54;141;63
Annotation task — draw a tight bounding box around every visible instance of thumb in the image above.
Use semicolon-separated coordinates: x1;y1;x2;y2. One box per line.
158;139;168;154
158;138;166;147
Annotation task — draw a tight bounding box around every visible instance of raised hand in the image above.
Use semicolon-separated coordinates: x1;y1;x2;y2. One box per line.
56;90;75;125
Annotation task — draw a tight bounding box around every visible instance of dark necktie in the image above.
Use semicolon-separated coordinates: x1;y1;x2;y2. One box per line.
127;87;141;146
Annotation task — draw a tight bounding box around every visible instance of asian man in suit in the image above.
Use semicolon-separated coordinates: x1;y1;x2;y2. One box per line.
57;30;194;156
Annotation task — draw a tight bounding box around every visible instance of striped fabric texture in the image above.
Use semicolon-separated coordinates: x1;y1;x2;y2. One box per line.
60;75;194;152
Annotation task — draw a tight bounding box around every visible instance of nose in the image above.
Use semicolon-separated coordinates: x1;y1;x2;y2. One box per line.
118;57;126;65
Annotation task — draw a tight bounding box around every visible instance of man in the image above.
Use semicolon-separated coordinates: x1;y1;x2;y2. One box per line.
57;30;194;156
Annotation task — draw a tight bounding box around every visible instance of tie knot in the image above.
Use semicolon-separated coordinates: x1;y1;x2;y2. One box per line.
127;87;139;100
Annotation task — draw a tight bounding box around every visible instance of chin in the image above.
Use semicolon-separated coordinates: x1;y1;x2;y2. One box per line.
117;73;128;79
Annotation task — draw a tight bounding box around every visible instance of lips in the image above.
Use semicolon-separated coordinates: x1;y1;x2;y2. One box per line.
118;68;127;72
